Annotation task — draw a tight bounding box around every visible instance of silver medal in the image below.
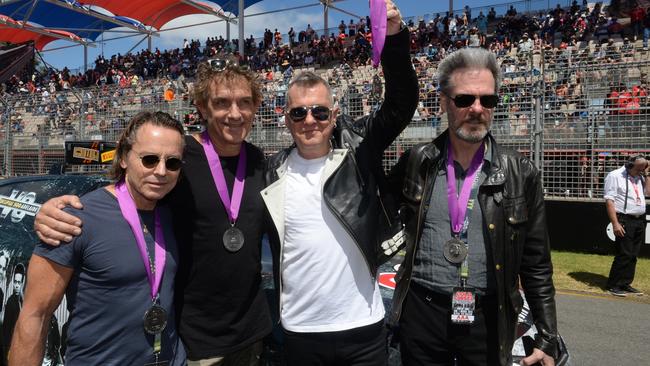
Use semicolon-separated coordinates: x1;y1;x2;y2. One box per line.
443;237;468;264
223;226;245;252
143;304;168;335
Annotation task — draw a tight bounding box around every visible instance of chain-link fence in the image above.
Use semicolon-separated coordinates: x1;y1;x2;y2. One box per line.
2;47;649;201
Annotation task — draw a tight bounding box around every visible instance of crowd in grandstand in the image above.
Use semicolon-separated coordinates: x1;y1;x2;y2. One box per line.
1;1;650;145
2;1;650;97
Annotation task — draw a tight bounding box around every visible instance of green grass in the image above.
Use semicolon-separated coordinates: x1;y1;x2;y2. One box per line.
551;250;650;303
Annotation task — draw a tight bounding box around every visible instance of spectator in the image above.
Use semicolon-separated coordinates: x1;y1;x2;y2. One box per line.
477;11;488;35
629;1;646;41
643;9;650;50
517;33;534;56
488;7;496;22
348;19;356;36
608;17;625;38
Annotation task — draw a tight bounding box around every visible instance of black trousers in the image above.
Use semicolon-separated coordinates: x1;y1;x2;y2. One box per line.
607;214;647;288
399;283;500;366
283;320;387;366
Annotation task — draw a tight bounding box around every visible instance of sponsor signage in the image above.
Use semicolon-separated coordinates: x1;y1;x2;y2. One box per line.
546;200;650;257
65;141;116;165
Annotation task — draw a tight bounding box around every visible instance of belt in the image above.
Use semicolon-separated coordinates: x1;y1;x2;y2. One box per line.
617;213;645;219
409;281;496;309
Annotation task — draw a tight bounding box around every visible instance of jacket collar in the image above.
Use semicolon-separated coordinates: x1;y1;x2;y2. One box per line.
429;129;506;187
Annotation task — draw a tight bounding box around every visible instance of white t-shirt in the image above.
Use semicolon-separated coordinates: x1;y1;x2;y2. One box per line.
281;150;385;332
604;166;646;215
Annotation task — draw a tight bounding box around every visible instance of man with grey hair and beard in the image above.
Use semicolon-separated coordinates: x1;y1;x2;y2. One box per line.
388;47;559;366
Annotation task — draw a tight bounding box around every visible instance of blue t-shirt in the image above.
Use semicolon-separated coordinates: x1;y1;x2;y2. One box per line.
33;188;186;366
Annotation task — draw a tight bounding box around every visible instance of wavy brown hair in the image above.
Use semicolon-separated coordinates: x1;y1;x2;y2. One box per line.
193;60;263;123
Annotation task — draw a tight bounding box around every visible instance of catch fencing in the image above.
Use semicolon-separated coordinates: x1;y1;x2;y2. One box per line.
2;46;649;201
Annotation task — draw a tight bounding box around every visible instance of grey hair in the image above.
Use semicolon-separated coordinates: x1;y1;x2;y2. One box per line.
437;48;501;96
286;71;335;106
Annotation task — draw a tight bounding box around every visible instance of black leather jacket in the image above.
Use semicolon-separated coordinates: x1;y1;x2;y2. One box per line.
388;130;559;365
263;27;418;310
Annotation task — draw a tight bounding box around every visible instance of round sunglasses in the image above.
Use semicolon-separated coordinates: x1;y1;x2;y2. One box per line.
138;154;184;171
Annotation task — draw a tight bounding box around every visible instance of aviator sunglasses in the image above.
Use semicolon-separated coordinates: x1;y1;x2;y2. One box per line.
287;105;332;122
207;58;250;72
138;154;184;171
448;94;499;109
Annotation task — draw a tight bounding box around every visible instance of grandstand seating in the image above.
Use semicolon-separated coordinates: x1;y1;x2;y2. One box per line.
1;1;650;201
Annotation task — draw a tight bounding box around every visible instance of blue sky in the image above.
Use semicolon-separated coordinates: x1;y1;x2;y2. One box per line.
40;0;574;71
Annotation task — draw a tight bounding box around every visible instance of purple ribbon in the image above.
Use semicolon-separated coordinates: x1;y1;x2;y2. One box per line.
370;0;387;67
447;141;485;235
115;180;166;300
200;130;247;224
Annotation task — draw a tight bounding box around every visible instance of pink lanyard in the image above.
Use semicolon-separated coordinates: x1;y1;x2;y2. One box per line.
115;181;166;300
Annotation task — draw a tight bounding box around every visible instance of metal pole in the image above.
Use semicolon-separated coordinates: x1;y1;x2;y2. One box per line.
532;53;542;170
449;0;453;16
38;125;44;174
534;93;542;170
2;96;12;176
84;45;88;72
586;63;596;199
227;21;231;41
239;0;245;56
148;34;152;52
324;2;329;35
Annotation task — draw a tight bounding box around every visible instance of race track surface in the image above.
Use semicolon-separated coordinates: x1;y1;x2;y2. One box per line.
556;292;650;366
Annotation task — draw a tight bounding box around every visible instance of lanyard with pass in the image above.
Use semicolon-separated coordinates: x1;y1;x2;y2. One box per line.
445;141;485;324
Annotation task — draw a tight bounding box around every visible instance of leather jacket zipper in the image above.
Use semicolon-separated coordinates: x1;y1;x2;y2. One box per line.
344;142;367;189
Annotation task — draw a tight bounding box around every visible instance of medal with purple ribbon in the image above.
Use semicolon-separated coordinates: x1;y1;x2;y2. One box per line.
200;130;247;252
444;141;485;264
370;0;387;68
115;181;168;341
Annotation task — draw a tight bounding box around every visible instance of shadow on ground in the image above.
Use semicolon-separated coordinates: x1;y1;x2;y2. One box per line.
568;272;608;290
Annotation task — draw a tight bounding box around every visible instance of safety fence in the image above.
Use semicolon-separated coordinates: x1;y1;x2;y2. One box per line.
2;47;650;201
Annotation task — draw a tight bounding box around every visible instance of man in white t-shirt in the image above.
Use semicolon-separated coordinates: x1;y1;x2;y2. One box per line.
604;155;650;297
261;1;417;364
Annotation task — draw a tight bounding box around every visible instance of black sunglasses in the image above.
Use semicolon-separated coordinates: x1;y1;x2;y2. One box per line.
287;105;332;122
448;94;499;109
139;154;184;171
207;58;249;72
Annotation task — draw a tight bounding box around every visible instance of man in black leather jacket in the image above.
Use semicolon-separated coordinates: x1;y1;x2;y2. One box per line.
388;48;559;366
261;2;417;364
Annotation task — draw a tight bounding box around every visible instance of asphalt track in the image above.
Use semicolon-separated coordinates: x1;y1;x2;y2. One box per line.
556;291;650;366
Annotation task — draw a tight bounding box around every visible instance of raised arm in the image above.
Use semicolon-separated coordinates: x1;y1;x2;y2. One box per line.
359;0;419;152
9;255;72;366
34;195;84;246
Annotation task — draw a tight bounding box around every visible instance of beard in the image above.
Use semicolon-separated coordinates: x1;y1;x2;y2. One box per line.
453;118;491;143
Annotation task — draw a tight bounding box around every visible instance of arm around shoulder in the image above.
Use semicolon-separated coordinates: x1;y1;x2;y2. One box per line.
8;255;73;366
34;195;83;246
